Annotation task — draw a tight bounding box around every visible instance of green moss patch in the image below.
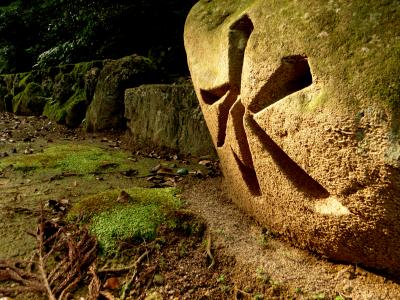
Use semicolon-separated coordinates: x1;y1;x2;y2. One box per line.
68;187;180;220
0;143;132;175
67;187;181;254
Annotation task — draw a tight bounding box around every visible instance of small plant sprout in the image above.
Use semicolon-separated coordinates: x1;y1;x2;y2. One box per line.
258;228;270;249
313;292;326;299
256;266;269;284
217;274;225;284
253;293;264;300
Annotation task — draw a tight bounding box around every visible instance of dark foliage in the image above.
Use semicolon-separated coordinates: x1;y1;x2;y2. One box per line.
0;0;197;75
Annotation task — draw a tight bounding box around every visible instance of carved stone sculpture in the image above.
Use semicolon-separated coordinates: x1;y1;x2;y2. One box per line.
184;0;400;275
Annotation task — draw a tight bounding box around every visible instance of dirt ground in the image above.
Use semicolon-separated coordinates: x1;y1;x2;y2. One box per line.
0;112;399;300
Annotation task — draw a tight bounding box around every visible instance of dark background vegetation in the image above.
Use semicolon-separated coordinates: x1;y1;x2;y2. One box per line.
0;0;197;75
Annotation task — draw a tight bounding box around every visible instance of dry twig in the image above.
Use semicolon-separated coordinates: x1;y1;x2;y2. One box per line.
87;262;101;300
119;251;149;300
206;230;215;269
37;216;56;300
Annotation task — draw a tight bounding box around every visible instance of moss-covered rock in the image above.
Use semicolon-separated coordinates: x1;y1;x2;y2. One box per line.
42;61;104;127
12;82;47;115
0;74;16;111
85;55;158;132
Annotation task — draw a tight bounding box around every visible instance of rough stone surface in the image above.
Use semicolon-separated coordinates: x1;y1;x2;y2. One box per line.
125;84;215;156
185;0;400;275
85;55;158;132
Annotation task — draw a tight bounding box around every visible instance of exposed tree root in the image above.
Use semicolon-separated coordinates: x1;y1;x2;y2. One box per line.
0;207;98;299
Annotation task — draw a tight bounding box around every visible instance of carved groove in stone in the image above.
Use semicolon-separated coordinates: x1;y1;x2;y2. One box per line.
246;115;329;198
232;148;262;196
249;55;312;113
230;100;255;170
229;15;254;88
200;84;230;105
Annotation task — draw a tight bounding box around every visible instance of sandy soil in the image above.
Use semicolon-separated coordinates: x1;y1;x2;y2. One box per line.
182;178;400;299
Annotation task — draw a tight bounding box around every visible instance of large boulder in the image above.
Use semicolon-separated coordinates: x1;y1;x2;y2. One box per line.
185;0;400;274
85;55;158;131
124;84;215;156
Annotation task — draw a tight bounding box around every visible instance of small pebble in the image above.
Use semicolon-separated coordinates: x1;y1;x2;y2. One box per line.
177;168;189;176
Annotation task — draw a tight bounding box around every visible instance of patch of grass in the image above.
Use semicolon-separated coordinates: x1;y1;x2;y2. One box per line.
68;187;182;254
0;143;131;175
67;187;181;221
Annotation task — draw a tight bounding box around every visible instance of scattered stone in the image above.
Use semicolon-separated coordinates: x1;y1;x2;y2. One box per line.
46;199;67;213
153;274;165;285
144;291;163;300
23;148;34;154
59;198;70;206
150;164;162;173
198;159;211;167
156;167;173;175
194;170;204;178
121;169;138;177
103;277;120;289
117;190;131;203
177;168;189;176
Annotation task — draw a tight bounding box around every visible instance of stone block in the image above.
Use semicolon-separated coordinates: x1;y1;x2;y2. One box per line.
125;84;215;156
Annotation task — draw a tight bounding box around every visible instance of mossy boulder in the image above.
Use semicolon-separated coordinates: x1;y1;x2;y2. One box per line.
12;82;47;115
43;61;103;127
0;74;15;111
85;55;158;132
185;0;400;275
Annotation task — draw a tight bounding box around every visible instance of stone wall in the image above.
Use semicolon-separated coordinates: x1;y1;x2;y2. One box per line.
124;84;215;157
